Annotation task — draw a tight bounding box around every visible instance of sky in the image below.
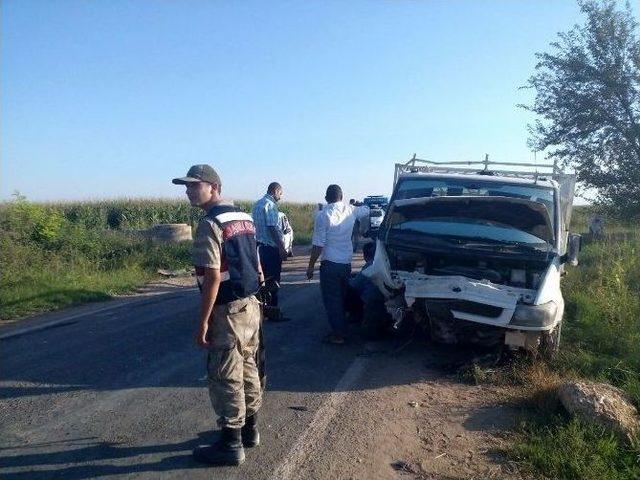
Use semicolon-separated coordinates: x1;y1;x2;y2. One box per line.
2;0;630;203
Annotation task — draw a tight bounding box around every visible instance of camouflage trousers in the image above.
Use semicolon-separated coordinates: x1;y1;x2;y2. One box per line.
207;295;263;429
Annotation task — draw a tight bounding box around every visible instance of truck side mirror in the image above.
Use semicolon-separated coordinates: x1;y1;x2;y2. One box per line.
561;233;582;266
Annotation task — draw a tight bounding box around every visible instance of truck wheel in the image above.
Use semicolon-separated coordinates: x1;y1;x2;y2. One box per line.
539;323;562;360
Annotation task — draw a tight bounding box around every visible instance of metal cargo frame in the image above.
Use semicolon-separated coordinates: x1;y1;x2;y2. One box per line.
393;154;566;185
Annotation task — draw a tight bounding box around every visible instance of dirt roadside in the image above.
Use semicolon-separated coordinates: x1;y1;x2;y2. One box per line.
289;340;530;480
276;248;531;480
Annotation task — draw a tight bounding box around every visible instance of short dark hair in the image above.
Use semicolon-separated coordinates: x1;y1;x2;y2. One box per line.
362;241;376;262
267;182;282;194
325;184;343;203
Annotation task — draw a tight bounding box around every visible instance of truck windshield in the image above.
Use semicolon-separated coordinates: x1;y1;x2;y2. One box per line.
394;178;555;222
390;217;550;246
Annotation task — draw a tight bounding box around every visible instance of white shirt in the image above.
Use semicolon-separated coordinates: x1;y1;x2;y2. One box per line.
312;202;370;264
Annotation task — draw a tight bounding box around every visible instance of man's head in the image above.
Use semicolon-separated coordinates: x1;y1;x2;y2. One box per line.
172;164;222;208
267;182;283;202
325;184;343;204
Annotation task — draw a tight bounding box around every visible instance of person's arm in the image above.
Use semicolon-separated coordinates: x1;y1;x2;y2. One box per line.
256;249;265;284
269;226;287;258
196;267;221;348
306;245;323;280
355;204;370;220
193;219;224;348
306;211;327;279
266;204;287;258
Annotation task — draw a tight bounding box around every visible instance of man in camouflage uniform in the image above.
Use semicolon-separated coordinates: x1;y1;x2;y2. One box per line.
173;164;263;466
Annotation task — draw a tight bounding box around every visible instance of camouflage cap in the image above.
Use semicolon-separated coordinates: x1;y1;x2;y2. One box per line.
172;164;221;185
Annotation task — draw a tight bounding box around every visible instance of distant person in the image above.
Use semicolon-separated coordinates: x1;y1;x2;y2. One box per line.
306;185;369;344
172;164;263;467
349;199;360;252
314;202;325;225
589;215;605;238
252;183;289;320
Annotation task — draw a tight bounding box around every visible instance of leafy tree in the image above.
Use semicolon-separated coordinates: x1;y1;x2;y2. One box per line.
522;0;640;216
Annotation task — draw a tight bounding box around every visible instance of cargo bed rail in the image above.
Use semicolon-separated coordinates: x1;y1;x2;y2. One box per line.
393;154;565;186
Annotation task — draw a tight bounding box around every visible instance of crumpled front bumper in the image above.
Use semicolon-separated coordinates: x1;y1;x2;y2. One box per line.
399;272;532;327
363;240;558;333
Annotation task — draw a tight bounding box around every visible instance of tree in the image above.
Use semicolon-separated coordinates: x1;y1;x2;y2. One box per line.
522;0;640;216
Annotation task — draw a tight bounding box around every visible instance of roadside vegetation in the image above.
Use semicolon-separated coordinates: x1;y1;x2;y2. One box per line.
504;208;640;479
503;0;640;474
0;196;315;321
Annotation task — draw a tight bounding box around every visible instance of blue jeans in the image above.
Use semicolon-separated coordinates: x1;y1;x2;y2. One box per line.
319;261;351;336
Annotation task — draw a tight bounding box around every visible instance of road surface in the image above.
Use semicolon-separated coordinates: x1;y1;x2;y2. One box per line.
0;251;523;479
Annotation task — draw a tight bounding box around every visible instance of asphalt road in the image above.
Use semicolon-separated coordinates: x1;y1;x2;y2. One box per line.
1;252;402;480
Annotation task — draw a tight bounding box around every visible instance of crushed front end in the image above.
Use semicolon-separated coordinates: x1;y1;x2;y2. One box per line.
365;195;564;353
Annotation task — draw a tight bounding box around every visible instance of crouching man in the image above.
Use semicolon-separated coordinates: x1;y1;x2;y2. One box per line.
173;164;263;466
346;242;390;339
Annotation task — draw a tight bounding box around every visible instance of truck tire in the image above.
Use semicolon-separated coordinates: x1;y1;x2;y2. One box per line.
539;322;562;360
361;294;391;340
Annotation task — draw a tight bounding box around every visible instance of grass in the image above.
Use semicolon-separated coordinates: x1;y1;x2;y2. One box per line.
0;196;315;320
511;417;640;480
502;208;640;479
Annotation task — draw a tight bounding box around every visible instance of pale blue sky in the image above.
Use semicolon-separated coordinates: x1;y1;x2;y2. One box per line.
2;0;627;203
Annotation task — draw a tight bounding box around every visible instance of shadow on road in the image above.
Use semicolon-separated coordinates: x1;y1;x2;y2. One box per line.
0;432;218;480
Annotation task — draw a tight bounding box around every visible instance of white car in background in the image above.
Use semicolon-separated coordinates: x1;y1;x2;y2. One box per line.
278;212;294;257
369;207;385;230
363;195;389;236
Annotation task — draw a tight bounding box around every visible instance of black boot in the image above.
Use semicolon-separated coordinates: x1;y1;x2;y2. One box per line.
193;427;245;466
241;413;260;448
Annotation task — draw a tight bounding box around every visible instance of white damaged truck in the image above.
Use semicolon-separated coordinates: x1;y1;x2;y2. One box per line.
365;156;581;356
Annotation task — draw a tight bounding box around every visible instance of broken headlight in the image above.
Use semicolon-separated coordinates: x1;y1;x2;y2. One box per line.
509;301;558;329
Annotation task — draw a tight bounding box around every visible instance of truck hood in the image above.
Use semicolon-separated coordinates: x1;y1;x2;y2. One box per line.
389;196;554;244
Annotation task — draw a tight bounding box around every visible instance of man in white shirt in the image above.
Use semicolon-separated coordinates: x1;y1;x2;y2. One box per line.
306;185;369;344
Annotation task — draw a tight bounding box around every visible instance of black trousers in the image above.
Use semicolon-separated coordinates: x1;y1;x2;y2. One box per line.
258;244;282;307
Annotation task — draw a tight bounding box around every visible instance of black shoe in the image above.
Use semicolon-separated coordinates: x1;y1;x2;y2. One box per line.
241;413;260;448
322;333;346;345
193;427;245;466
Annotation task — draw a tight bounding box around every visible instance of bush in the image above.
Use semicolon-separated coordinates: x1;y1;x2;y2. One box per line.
0;196;315;320
559;234;640;406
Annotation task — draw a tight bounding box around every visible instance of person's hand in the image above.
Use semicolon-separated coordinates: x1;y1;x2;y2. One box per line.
196;321;210;348
306;266;314;280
